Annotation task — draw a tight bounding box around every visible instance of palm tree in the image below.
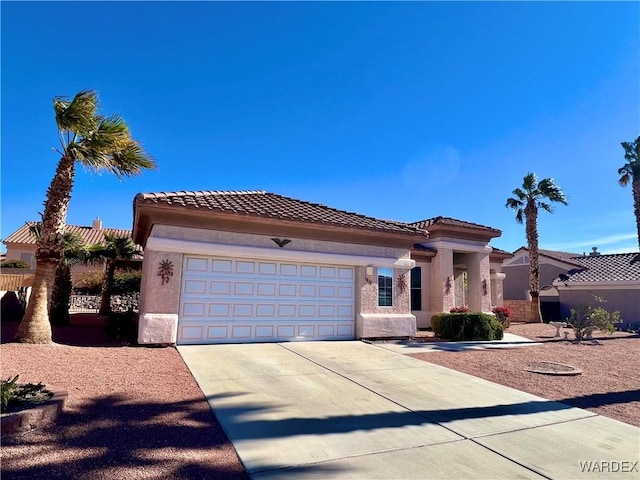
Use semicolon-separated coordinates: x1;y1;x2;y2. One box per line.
27;223;93;325
618;136;640;251
506;173;568;323
90;233;140;316
50;232;92;325
15;91;155;343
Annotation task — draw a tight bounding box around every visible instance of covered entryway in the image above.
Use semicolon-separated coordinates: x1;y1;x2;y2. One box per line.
178;255;355;344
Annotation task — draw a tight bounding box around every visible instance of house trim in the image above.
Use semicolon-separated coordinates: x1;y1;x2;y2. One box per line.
145;237;416;269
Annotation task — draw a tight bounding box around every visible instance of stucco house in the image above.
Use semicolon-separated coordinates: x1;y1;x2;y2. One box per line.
552;252;640;327
133;190;508;345
502;247;640;325
2;219;135;284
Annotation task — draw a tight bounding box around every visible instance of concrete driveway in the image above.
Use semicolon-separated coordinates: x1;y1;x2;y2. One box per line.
178;341;639;479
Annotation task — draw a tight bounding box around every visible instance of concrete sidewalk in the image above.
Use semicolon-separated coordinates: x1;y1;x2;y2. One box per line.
371;332;542;354
178;341;639;479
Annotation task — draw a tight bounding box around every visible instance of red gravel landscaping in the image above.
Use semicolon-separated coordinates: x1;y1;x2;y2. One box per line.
2;316;638;479
409;323;640;427
1;315;248;480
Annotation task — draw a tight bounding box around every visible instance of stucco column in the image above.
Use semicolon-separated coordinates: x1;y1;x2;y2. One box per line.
430;248;454;313
467;252;491;312
490;272;506;307
138;250;184;344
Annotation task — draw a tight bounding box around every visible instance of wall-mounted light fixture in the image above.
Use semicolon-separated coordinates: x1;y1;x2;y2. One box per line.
365;266;374;285
482;278;488;296
445;276;452;294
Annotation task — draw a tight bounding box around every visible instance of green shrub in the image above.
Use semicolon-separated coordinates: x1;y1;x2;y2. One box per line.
1;375;53;413
1;260;30;269
111;269;142;294
430;312;504;341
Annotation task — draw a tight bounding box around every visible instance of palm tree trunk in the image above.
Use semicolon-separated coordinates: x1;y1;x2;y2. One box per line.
99;260;116;316
633;177;640;251
14;259;57;343
15;154;75;343
525;201;542;323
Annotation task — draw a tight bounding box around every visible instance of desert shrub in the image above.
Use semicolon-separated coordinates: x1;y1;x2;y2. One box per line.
430;312;504;341
1;260;30;269
106;310;139;344
74;271;104;294
74;269;141;295
111;269;142;294
1;375;53;413
492;306;512;328
567;304;620;342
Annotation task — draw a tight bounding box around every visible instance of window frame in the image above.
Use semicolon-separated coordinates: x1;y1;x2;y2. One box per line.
410;266;422;311
377;267;393;307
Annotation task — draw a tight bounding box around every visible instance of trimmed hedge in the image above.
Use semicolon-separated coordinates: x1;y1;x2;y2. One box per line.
431;312;504;341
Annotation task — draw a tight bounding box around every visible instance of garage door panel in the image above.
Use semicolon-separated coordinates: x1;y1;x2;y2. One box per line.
178;256;355;344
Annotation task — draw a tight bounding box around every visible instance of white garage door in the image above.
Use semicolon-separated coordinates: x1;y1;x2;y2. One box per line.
178;255;355;344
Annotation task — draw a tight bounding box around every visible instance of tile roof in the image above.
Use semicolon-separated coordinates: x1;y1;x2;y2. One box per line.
3;222;133;246
539;248;582;262
135;190;428;237
561;253;640;283
409;216;500;234
490;247;513;256
514;247;584;267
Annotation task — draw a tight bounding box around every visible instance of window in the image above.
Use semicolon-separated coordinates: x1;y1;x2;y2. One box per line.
378;267;393;307
410;267;422;311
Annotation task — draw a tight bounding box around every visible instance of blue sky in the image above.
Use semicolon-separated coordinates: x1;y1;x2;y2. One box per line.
2;1;639;254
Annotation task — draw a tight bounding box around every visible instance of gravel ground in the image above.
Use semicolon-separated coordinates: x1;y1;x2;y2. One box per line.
408;323;640;427
1;316;248;480
2;317;637;479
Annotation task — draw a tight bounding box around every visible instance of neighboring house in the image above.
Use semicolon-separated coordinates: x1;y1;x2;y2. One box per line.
2;218;135;284
503;247;640;325
133;190;508;345
552;252;640;327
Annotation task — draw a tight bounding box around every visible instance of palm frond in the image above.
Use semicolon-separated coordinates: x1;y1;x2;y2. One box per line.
505;197;523;210
515;209;524;224
511;188;527;201
538;178;568;205
618;171;630;187
54;90;98;134
107;141;156;178
538;202;553;213
522;172;537;192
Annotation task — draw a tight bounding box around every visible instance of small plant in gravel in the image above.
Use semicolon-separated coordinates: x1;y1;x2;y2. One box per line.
1;375;53;413
492;306;512;328
566;302;620;342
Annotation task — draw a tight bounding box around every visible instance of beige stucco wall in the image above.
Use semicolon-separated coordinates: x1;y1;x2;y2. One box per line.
5;245;36;268
139;226;416;343
152;225;409;259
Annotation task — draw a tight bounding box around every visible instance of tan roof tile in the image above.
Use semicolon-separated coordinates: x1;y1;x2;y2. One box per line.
3;222;133;246
409;216;500;234
135;190;428;237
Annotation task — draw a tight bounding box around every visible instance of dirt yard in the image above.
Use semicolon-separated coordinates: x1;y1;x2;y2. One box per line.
409;323;640;427
1;315;248;480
